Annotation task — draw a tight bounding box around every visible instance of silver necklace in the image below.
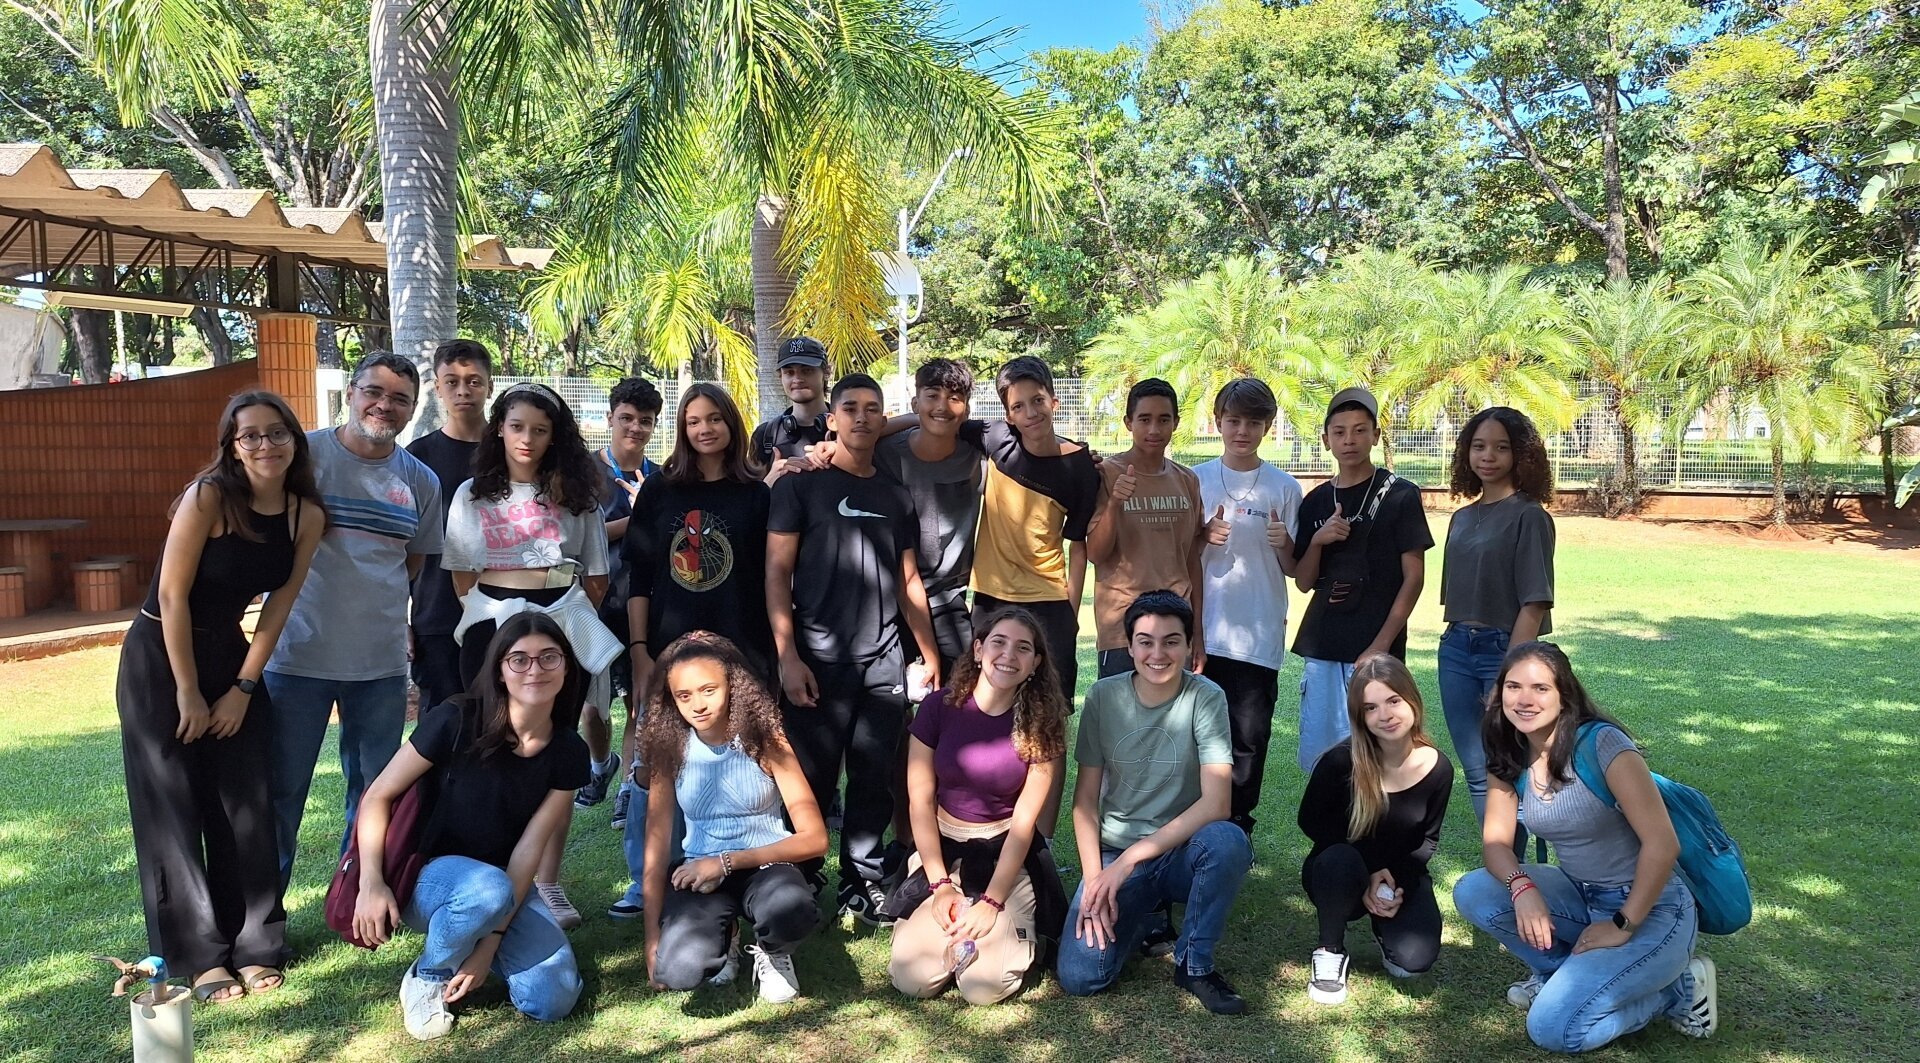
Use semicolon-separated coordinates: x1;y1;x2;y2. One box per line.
1219;462;1263;505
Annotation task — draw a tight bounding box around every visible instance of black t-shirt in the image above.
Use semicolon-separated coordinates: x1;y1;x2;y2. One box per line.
406;430;481;635
622;475;774;674
1290;470;1434;662
875;431;984;660
749;410;830;470
768;465;918;664
1297;742;1453;887
410;700;589;869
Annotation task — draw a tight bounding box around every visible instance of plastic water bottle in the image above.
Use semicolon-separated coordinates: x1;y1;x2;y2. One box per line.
945;898;978;975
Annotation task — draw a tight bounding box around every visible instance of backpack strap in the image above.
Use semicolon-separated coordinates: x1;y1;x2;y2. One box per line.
1570;721;1620;810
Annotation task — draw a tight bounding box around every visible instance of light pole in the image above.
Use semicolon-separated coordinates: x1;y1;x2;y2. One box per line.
891;147;970;410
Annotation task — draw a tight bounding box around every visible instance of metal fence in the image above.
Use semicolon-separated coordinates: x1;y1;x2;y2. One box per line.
325;372;1893;493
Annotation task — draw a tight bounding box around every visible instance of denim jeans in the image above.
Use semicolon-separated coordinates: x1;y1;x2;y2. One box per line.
1297;657;1356;772
403;855;582;1022
1454;864;1698;1054
1057;820;1252;994
1436;623;1509;823
618;778;684;910
264;671;408;890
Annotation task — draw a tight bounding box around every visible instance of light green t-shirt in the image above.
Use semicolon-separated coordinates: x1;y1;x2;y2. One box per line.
1075;672;1233;850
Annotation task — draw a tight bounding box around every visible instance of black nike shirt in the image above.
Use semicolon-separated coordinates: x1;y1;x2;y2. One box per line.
768;464;918;663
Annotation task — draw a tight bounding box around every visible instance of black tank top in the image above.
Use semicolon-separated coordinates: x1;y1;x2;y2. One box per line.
140;494;302;627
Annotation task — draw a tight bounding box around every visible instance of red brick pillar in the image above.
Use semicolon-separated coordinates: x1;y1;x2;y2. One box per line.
256;312;319;429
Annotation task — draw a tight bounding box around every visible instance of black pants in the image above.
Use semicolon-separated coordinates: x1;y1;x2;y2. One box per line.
457;584;569;690
972;593;1080;709
1205;655;1282;836
654;862;818;990
117;616;287;976
1095;648;1131;679
1300;843;1440;974
411;629;464;710
782;650;906;891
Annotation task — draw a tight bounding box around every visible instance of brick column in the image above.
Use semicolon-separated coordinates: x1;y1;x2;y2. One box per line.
256;312;320;429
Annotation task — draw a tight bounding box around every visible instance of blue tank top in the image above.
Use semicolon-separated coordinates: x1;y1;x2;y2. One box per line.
675;732;790;860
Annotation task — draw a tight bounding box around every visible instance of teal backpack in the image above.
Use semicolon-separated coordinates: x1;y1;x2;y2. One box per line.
1570;721;1752;935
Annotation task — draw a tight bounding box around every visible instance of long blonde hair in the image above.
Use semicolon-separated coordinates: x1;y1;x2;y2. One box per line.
1345;655;1435;840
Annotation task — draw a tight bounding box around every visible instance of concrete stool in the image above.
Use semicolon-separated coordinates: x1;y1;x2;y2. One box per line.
93;554;142;603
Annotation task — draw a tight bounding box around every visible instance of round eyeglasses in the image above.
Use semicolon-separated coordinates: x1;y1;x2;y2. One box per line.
504;650;567;673
235;426;295;451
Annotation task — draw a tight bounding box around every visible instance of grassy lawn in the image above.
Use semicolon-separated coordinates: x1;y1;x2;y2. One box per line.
2;516;1915;1062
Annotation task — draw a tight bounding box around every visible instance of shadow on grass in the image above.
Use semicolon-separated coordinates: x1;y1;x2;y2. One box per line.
3;607;1915;1061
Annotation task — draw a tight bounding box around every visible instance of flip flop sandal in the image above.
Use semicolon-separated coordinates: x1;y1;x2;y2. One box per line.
240;967;284;995
192;977;243;1004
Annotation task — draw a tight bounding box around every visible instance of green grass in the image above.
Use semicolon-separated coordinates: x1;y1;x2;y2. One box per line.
3;517;1916;1061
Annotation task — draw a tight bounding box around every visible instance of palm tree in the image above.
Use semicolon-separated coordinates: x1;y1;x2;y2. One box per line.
1080;256;1333;440
371;0;460;362
1562;276;1697;498
1386;264;1577;440
1679;232;1880;525
1860;265;1920;500
1292;249;1438;469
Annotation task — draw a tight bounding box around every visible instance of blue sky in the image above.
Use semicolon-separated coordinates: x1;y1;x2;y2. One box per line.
945;0;1150;57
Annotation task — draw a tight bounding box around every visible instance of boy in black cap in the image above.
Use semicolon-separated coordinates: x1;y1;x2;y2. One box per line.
1290;387;1432;771
752;336;832;479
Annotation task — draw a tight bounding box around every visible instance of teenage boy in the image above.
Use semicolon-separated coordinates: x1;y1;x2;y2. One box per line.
1193;378;1304;838
588;377;663;826
268;351;442;891
767;373;943;925
406;339;492;713
751;336;831;481
1058;590;1253;1015
873;357;985;676
1290;386;1432;771
1086;378;1227;680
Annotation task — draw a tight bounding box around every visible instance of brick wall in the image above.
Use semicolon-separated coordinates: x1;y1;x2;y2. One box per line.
0;361;262;602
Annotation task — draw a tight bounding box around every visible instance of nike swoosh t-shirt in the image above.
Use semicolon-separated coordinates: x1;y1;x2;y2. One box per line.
769;464;919;663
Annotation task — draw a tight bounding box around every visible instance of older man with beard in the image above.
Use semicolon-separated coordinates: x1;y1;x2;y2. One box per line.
266;351;444;893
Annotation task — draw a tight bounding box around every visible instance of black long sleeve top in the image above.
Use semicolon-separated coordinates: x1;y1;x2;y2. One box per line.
1298;743;1454;886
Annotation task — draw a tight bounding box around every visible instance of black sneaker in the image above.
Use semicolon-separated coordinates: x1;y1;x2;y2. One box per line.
1174;966;1248;1015
1140;907;1177;959
606;897;643;919
609;784;632;829
837;881;895;928
575;752;620;808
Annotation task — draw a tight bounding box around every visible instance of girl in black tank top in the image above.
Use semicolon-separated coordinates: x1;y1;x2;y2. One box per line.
117;390;324;1003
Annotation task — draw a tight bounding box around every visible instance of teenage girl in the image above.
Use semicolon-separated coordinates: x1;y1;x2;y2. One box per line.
118;391;325;1003
1438;407;1556;832
1453;641;1717;1052
641;633;826;1003
1297;654;1452;1005
888;606;1069;1005
443;382;620;928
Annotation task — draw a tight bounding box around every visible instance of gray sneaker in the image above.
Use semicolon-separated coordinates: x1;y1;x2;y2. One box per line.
1507;972;1548;1011
1668;956;1718;1038
576;753;620;808
537;881;583;930
399;962;454;1041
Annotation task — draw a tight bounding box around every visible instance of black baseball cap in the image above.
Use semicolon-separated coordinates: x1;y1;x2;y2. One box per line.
777;337;828;370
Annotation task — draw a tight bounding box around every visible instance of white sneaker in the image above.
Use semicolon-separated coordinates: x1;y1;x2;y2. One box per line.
1669;955;1718;1038
399;962;454;1041
537;881;583;930
748;943;800;1003
1308;947;1349;1005
708;935;742;987
1507;972;1547;1011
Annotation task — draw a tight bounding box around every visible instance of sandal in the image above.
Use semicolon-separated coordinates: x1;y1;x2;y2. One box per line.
192;969;243;1005
239;966;284;995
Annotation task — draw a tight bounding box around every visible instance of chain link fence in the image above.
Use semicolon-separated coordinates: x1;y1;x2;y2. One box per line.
359;374;1892;493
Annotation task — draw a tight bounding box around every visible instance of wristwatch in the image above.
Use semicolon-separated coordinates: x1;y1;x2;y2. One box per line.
234;677;259;695
1611;910;1635;932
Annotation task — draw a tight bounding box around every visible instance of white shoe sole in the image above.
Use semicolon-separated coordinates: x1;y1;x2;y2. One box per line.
1308;982;1348;1005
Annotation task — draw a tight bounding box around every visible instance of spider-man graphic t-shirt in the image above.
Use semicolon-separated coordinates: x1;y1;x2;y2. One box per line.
622;475;773;674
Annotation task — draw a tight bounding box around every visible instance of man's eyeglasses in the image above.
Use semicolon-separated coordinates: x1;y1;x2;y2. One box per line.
504;650;567;673
352;383;417;411
235;426;295;451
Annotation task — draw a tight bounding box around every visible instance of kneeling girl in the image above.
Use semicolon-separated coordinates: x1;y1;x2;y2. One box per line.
888;606;1069;1004
642;633;826;1002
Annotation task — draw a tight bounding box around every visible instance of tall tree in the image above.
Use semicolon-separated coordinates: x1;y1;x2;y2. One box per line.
1388;264;1578;435
1562;276;1697;498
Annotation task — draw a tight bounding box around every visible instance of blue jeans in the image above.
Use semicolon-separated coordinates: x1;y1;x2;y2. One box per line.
403;855;581;1022
1454;864;1698;1054
1297;658;1355;772
1057;820;1252;993
1436;623;1509;822
264;671;408;890
618;778;684;910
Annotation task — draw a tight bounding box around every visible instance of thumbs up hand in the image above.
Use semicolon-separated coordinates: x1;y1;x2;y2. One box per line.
1111;463;1139;505
1266;505;1292;553
1205;503;1232;547
1312;500;1352;547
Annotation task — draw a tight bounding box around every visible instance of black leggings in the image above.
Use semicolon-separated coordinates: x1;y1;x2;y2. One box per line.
653;862;817;990
1300;843;1440;974
457;583;569;690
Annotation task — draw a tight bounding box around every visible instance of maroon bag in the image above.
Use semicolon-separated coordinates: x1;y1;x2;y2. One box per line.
323;705;459;949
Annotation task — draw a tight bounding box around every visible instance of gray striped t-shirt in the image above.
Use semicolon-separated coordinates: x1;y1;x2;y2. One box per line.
1522;726;1644;887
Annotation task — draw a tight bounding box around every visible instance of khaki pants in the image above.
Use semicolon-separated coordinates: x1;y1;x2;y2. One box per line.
888;854;1039;1005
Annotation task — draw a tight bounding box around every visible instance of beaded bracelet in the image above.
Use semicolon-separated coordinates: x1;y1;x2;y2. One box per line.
1503;869;1532;888
928;877;954;892
977;894;1006;913
719;851;735;876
